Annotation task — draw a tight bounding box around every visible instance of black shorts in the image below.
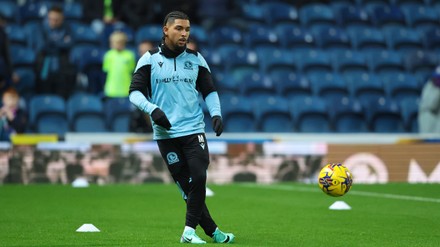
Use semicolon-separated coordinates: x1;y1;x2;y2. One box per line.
156;133;210;176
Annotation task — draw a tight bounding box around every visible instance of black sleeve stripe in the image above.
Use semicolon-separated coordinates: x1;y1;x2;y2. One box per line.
196;66;216;99
129;64;152;98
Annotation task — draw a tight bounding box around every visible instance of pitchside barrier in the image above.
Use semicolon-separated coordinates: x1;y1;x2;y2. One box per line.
0;133;439;185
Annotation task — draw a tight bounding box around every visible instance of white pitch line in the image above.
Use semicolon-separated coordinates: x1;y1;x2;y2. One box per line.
240;184;440;204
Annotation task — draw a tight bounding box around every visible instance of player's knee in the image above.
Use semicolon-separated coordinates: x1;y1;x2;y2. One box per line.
191;171;207;185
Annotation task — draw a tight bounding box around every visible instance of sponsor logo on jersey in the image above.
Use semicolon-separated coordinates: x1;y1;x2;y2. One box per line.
158;61;163;67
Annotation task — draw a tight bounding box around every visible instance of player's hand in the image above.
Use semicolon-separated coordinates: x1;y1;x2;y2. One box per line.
212;116;223;136
151;108;171;130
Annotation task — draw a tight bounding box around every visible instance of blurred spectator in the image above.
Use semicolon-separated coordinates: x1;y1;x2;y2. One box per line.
419;67;440;133
0;87;27;141
46;151;67;184
137;40;154;59
102;31;135;98
187;38;198;51
35;5;76;99
0;14;19;95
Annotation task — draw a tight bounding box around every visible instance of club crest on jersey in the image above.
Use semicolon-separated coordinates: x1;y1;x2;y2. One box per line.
184;61;193;70
167;152;179;165
198;134;205;150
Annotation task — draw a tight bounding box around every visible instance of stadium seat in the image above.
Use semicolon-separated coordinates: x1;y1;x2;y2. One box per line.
313;27;351;50
19;2;51;24
70;46;106;94
104;97;133;132
345;73;385;106
254;96;293;132
63;1;83;21
290;96;331;133
330;97;368;132
220;47;259;82
135;24;163;46
15;68;36;101
403;50;438;78
71;23;100;46
10;46;36;69
308;72;348;102
256;47;296;74
0;1;18;23
240;72;276;99
367;97;405;133
400;97;419;132
299;4;336;27
200;47;224;74
423;28;440;51
261;2;298;25
366;49;405;75
189;24;208;45
337;5;371;28
381;72;421;105
401;4;438;29
270;71;312;98
23;21;44;51
243;25;279;49
384;27;424;52
212;72;238;94
4;24;27;47
370;5;406;28
29;94;68;136
293;49;332;76
275;24;315;50
221;95;257;132
209;25;242;47
241;3;265;23
347;27;387;51
331;50;369;75
67;94;107;132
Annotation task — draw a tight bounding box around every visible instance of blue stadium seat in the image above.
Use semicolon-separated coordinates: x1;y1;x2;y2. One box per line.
212;72;238;94
4;24;27;47
403;50;438;78
270;71;312;98
64;2;83;21
308;72;348;102
220;47;259;82
345;73;385;106
104;97;133;132
366;97;405;133
261;2;298;25
299;4;336;27
19;2;51;24
384;27;424;52
135;24;163;45
401;4;438;29
15;68;36;100
290;96;331;132
366;49;405;74
209;26;242;47
423;28;440;51
254;96;293;132
294;49;332;76
67;93;107;132
10;46;36;69
313;27;351;50
275;24;315;50
29;94;68;136
240;72;276;99
337;5;371;28
189;24;208;45
241;3;265;23
200;47;224;74
244;25;279;49
370;5;406;28
221;95;257;132
400;97;419;132
256;47;296;74
23;22;44;50
381;72;421;105
330;97;368;132
0;1;18;23
71;23;100;46
70;46;106;94
331;50;369;75
347;27;387;51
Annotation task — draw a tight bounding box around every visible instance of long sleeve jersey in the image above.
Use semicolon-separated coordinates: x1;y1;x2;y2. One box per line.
129;44;221;140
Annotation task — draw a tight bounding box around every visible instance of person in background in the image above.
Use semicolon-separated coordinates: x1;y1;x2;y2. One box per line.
419;66;440;133
186;38;198;51
35;5;75;98
0;14;19;95
137;40;154;59
0;87;27;141
102;31;136;98
129;11;234;244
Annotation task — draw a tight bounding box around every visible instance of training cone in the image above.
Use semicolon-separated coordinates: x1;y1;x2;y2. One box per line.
76;224;100;232
329;201;351;210
72;177;89;188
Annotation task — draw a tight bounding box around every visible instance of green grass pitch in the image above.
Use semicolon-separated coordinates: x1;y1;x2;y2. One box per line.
1;183;439;246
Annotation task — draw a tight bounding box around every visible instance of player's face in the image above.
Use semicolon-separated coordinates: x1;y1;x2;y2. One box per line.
164;19;190;51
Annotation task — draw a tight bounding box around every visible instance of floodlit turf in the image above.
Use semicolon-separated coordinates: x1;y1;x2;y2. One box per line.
0;183;439;246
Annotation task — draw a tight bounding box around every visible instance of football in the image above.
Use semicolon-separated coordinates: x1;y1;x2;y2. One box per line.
318;163;353;197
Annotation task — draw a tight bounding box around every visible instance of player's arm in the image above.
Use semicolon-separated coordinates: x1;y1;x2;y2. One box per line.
196;53;223;136
129;53;171;130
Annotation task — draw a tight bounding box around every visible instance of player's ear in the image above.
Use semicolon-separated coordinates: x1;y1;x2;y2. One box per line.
163;26;168;37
